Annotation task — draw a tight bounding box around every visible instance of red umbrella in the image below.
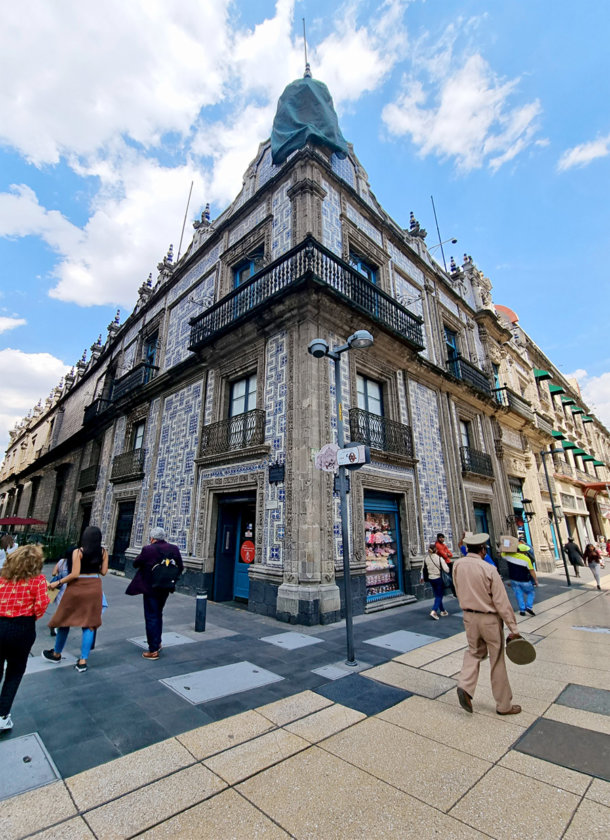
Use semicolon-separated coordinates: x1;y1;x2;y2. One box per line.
0;517;47;527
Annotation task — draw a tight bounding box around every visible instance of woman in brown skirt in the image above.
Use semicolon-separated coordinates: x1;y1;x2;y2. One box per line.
42;526;108;673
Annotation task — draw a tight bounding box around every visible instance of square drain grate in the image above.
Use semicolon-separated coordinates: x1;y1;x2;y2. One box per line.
0;733;60;801
160;661;284;704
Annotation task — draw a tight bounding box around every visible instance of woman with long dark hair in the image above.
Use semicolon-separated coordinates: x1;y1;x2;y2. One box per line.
42;526;108;673
583;543;602;590
0;544;49;730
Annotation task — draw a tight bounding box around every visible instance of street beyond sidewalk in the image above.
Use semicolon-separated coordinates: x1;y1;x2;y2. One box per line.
0;567;608;839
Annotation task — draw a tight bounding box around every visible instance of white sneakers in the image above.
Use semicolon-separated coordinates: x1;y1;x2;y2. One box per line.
0;714;13;730
440;610;449;616
430;610;440;620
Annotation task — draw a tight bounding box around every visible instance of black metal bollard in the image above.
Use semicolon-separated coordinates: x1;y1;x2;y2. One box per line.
195;590;207;632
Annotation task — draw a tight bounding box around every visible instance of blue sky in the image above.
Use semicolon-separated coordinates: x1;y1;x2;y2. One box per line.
1;0;609;454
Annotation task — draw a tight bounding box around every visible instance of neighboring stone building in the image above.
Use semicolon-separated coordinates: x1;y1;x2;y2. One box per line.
1;71;609;622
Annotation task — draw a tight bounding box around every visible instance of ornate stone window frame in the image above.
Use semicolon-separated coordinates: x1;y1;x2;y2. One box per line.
341;217;390;294
218;216;273;299
124;404;149;451
210;341;267;425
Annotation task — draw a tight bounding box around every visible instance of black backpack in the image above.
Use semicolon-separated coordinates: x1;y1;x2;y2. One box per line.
422;560;430;582
151;557;181;590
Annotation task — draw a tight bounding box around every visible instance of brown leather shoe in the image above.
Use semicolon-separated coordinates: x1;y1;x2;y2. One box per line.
457;687;473;713
497;704;522;715
142;650;160;660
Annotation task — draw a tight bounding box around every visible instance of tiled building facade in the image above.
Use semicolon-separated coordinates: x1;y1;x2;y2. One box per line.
2;77;610;624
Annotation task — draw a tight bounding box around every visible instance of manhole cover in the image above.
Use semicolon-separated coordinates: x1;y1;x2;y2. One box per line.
0;734;60;801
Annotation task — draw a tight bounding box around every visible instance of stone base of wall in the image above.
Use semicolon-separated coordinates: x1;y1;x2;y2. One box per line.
248;577;280;618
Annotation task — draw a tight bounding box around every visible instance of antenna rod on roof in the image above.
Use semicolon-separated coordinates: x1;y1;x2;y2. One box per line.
177;180;194;263
303;18;311;77
430;194;448;273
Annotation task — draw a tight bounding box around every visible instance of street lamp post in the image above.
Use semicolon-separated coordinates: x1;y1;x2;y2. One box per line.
541;448;571;585
308;330;374;666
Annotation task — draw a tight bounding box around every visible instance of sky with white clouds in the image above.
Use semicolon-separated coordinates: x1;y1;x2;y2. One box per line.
1;0;609;455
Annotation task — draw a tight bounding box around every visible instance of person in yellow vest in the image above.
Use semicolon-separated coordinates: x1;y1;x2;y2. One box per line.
499;535;538;616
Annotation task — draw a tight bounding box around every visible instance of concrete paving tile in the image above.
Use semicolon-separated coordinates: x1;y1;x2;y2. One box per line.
136;789;290;839
450;764;580;839
256;689;332;725
586;778;610;807
378;695;525;762
315;672;411;715
535;638;609;670
364;629;440;653
320;716;491;811
0;781;76;840
515;718;610;781
259;631;325;649
555;684;610;716
85;764;226;840
161;661;284;704
203;728;309;785
436;682;552;718
499;750;591;795
237;745;487;839
363;660;456;698
285;703;365;742
563;798;610;839
32;816;96;839
176;709;274;759
544;703;610;736
66;737;195;810
528;659;610;691
311;659;372;679
421;651;464;676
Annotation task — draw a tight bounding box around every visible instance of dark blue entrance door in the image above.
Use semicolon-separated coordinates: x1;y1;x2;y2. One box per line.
214;496;256;601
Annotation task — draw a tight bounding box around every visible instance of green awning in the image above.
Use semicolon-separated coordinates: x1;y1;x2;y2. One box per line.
572;448;586;456
582;455;596;462
561;396;576;406
562;440;577;450
551;430;565;440
582;416;594;423
549;384;565;395
534;368;552;381
571;406;585;414
593;460;606;467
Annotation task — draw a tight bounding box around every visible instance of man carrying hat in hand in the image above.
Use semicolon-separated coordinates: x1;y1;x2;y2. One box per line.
452;532;522;716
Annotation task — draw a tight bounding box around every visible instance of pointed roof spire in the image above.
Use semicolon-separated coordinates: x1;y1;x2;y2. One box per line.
302;18;311;78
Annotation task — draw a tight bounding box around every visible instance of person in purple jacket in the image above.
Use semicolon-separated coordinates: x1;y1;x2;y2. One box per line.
126;526;183;659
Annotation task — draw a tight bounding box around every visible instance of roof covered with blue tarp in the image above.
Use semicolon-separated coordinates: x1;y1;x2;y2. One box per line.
271;75;348;165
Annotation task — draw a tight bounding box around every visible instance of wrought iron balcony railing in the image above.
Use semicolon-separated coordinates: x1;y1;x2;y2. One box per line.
493;387;534;422
83;398;111;425
112;363;159;403
199;409;266;457
460;445;494;477
447;356;492;396
110;448;146;483
189;236;424;353
78;464;100;492
349;408;414;458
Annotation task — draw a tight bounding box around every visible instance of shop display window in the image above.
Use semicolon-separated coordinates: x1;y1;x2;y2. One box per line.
364;499;404;601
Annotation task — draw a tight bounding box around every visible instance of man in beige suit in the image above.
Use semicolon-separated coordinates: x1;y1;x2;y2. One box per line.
452;532;522;715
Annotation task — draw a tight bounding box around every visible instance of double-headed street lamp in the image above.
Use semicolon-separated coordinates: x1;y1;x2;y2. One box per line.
540;448;571;585
308;329;374;665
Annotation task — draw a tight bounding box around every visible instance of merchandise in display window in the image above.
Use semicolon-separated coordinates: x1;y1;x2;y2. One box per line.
364;506;403;601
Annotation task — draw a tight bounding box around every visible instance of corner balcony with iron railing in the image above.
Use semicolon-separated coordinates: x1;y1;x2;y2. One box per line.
77;464;100;492
493;387;535;422
460;445;494;477
110;448;146;483
199;409;266;458
349;409;414;458
447;356;492;397
112;362;159;403
83;397;111;425
189;236;425;354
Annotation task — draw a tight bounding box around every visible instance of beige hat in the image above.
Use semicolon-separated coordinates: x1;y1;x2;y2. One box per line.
499;534;519;553
464;532;489;546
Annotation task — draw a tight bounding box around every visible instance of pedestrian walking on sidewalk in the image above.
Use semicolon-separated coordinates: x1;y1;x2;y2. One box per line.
563;537;584;578
500;535;538;616
452;533;522;716
423;544;450;620
126;526;183;659
583;544;603;590
0;544;50;731
43;526;108;673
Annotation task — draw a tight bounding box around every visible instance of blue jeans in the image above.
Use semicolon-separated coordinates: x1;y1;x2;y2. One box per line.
54;626;95;660
511;580;535;611
143;590;170;652
431;577;444;613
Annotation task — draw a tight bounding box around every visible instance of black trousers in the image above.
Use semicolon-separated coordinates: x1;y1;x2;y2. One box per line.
0;615;36;717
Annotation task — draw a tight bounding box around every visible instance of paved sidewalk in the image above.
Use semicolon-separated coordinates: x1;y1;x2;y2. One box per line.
0;567;608;838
